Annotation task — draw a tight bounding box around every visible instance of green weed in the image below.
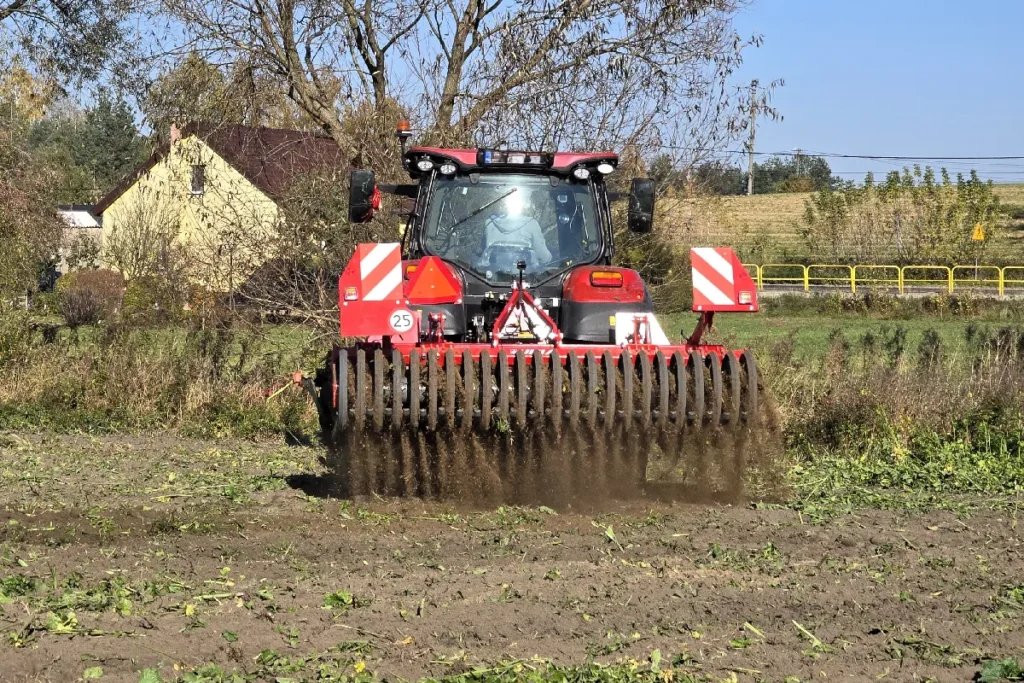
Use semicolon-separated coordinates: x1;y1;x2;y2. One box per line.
979;658;1024;682
322;590;371;613
0;574;36;602
886;635;985;667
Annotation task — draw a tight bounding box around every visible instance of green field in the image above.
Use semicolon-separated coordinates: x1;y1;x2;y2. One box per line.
663;297;1024;364
709;314;974;360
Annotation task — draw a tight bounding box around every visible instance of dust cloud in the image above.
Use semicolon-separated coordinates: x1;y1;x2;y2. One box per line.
323;409;785;509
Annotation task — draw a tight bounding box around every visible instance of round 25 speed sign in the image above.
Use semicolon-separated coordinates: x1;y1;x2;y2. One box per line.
389;309;415;334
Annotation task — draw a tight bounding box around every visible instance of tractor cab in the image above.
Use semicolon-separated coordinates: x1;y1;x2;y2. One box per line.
419;168;600;287
348;142;656;343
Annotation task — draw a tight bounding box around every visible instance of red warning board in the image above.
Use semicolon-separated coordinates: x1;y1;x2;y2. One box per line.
404;256;462;304
690;247;758;313
338;242;405;337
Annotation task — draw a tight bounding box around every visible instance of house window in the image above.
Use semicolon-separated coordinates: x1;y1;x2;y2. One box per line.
191;165;205;195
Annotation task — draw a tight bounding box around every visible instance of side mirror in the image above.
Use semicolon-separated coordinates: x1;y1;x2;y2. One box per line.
627;178;655;234
349;169;379;223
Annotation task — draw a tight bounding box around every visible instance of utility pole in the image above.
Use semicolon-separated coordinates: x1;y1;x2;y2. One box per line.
746;80;758;196
794;148;802;175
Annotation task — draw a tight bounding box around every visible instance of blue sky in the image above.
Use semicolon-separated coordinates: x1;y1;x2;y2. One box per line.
732;0;1024;182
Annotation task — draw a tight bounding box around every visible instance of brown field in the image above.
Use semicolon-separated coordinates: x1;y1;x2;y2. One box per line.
2;434;1023;682
662;183;1024;262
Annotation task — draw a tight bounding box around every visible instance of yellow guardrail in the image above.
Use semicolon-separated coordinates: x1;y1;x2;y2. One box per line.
808;264;854;292
1003;266;1024;294
900;265;952;294
741;263;1024;296
951;265;1003;297
742;263;761;290
852;265;901;294
761;263;808;291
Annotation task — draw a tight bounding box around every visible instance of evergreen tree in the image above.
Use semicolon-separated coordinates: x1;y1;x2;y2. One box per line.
80;90;147;193
28;91;147;203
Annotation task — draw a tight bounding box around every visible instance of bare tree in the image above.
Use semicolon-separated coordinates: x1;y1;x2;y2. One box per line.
417;0;753;146
184;186;282;299
235;169;399;333
161;0;761;155
161;0;419;148
103;193;185;282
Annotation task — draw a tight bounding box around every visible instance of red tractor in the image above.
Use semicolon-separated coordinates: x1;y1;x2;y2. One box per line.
307;130;762;501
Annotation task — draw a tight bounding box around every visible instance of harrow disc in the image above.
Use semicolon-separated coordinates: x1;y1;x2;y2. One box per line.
328;348;762;502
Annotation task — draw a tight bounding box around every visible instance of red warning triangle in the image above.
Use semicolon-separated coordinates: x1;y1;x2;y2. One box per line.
405;256;462;304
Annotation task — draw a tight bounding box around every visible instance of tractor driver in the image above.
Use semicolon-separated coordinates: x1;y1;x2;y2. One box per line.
481;189;552;269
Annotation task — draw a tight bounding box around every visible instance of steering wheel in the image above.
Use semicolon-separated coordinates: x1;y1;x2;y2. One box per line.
480;242;535;270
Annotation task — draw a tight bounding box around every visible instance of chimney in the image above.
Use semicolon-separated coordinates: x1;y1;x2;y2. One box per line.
170;122;181;145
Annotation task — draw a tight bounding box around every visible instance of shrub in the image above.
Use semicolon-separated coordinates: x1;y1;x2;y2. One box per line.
59;287;104;328
917;329;943;370
55;269;124;327
122;274;189;324
777;325;1024;459
777;176;815;193
613;226;691;311
802;166;1002;264
31;291;58;314
757;292;1024;321
0;323;318;437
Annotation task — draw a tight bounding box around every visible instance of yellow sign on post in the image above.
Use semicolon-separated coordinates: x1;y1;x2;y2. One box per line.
972;223;986;241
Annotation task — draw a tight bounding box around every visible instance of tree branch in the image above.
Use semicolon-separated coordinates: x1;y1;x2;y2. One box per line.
0;0;30;22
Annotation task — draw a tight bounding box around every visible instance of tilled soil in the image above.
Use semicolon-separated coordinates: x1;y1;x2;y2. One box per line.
1;433;1023;682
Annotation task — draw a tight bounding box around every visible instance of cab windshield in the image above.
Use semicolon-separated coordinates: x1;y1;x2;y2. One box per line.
421;173;602;284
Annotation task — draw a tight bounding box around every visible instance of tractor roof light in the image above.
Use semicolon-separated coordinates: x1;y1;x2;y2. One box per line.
415;158;435;172
596;162;615;175
572;167;591;181
439;162;457;175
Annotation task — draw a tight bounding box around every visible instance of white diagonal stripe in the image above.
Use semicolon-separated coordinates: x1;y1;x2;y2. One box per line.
360;243;397;280
363;267;402;301
693;247;734;284
645;314;670;345
692;268;734;305
614;313;671;345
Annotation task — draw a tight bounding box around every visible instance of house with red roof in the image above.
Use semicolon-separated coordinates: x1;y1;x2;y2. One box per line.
93;122;345;290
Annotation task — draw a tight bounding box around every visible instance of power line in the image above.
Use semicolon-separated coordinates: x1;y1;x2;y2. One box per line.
760;149;1024;161
782;150;1024;161
659;144;1024;161
835;167;1024;174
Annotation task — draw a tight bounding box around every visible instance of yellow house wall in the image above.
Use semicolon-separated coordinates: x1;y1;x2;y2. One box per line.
101;135;281;291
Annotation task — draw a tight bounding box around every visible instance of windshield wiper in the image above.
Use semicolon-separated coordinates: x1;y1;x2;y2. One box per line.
448;188;517;231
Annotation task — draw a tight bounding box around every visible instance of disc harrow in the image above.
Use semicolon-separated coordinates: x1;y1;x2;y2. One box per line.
328;347;760;502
